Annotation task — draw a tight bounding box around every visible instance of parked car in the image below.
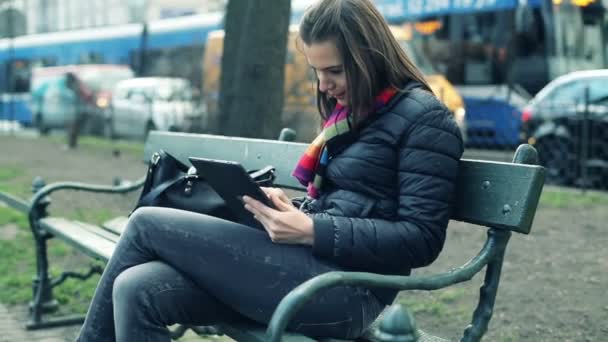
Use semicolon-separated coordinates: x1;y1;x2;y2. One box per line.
521;69;608;187
106;77;200;139
30;64;135;135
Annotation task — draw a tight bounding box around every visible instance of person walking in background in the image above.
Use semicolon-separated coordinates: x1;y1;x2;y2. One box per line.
77;0;464;341
64;72;92;149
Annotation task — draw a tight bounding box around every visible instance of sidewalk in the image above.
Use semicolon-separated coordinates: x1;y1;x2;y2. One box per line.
0;302;224;341
0;303;79;342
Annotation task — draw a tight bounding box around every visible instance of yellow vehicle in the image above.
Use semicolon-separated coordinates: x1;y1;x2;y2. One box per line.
389;25;467;141
203;26;466;142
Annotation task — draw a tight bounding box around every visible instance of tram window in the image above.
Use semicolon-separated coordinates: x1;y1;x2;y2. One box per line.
31;57;57;68
9;59;31;93
79;52;104;64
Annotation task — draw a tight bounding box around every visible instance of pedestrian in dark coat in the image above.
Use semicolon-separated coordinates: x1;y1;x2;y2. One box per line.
77;0;463;341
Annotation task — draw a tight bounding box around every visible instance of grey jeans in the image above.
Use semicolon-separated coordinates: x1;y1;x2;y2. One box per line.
76;207;384;341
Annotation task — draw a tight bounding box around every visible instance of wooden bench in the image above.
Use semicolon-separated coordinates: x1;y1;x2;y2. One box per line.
9;131;545;341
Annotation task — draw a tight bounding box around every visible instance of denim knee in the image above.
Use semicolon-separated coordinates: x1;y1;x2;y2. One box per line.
122;207;164;247
125;207;154;234
112;263;174;327
113;267;146;308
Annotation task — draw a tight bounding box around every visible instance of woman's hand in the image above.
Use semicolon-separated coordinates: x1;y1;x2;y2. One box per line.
260;187;293;208
243;188;314;245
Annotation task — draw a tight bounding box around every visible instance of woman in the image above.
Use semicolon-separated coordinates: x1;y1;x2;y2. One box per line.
77;0;463;340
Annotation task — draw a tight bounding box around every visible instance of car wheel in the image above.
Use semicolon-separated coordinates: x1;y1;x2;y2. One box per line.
536;136;577;185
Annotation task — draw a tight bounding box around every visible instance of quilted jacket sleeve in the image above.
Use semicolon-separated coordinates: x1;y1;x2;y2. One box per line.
310;100;464;273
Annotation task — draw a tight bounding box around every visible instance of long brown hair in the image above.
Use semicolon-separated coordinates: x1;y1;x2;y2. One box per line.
298;0;431;123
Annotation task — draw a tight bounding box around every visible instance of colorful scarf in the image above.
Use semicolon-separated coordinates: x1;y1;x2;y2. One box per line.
292;87;398;198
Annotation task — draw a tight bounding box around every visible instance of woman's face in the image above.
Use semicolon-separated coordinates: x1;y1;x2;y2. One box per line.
303;40;349;106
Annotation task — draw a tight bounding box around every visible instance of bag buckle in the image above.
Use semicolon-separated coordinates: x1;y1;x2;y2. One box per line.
151;152;161;166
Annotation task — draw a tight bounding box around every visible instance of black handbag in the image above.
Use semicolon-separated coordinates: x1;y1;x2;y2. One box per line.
132;150;275;221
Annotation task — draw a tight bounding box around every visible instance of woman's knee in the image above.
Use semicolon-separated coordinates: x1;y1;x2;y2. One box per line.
112;265;149;306
127;207;156;229
123;207;165;240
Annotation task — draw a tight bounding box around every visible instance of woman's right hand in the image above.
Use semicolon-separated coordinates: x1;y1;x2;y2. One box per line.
260;187;294;211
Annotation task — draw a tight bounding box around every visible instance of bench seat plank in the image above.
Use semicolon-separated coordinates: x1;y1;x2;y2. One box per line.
101;216;129;235
0;191;30;214
40;217;116;261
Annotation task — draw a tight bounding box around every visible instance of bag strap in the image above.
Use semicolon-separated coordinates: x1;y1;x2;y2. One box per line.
138;174;183;206
249;165;275;181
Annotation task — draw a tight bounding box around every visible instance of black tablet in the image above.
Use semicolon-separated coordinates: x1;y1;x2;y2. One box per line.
188;157;274;229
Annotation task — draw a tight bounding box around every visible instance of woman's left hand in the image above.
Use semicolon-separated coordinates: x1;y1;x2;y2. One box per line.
243;190;314;245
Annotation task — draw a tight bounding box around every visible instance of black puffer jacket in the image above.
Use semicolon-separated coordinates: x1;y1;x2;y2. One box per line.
308;83;463;298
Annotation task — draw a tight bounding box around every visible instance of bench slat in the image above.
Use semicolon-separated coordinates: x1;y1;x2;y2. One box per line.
0;191;30;214
101;216;129;235
73;221;121;243
454;159;544;234
40;217;115;261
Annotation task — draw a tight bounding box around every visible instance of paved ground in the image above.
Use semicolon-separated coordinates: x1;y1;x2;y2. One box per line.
0;304;78;342
0;302;223;341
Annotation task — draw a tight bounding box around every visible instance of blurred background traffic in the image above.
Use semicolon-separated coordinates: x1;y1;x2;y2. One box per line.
0;0;607;190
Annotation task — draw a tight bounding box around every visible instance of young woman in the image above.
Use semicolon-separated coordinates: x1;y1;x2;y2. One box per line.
77;0;463;340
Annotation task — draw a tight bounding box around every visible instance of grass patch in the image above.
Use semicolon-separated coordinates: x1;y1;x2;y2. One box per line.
396;287;469;319
0;207;101;313
0;165;31;196
0;208;37;305
540;188;608;208
0;206;29;227
0;181;32;198
0;167;20;182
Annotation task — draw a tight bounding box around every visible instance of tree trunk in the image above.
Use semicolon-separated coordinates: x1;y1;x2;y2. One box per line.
218;0;291;139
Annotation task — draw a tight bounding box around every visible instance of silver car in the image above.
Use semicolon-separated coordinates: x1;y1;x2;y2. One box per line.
106;77;200;139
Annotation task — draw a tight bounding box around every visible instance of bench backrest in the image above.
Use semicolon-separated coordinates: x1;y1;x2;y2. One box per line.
144;132;545;234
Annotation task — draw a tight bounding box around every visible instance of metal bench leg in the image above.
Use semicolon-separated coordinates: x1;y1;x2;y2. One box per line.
26;177;61;329
461;229;511;342
26;177;102;330
26;261;104;329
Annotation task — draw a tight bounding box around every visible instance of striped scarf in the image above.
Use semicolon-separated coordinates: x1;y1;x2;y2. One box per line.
292;87;398;198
